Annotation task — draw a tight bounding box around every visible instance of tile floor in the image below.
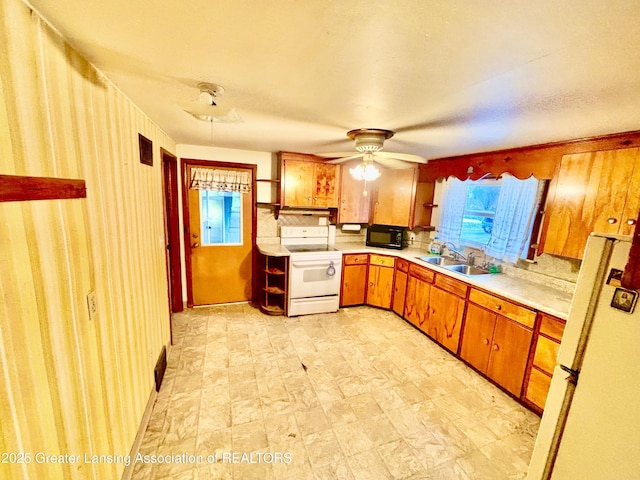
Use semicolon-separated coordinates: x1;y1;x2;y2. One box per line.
132;304;540;480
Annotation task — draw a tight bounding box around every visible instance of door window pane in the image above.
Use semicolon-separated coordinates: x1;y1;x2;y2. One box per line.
200;190;242;245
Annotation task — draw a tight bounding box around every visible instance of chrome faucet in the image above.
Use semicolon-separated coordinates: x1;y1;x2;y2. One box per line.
444;242;466;262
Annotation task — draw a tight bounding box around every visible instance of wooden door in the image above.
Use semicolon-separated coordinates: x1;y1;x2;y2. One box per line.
283;159;314;207
367;265;394;308
314;163;340;207
187;164;254;305
460;303;496;373
372;168;417;227
341;263;367;306
404;276;431;329
162;149;183;315
339;160;371;223
487;316;533;396
392;267;408;317
428;287;465;354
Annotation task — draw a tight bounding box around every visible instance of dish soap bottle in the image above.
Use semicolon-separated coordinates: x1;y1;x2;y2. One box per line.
429;237;442;255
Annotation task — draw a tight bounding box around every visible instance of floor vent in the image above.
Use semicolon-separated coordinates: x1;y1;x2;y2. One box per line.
154;346;167;392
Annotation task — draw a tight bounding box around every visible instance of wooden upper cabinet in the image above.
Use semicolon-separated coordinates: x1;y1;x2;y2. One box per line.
539;147;640;259
339;160;372;223
281;153;341;208
372;168;418;227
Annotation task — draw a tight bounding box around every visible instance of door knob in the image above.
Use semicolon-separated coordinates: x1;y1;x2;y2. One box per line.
191;242;200;248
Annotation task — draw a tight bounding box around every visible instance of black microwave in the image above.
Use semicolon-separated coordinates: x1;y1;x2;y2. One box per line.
366;224;407;249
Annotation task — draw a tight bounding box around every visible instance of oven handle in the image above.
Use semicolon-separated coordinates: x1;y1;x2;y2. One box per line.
291;260;341;269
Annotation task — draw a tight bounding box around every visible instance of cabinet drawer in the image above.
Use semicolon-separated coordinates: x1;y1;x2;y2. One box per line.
369;254;395;267
539;313;566;342
434;274;468;298
469;289;536;328
408;263;435;283
533;335;560;374
396;258;409;273
344;254;368;266
525;368;552;410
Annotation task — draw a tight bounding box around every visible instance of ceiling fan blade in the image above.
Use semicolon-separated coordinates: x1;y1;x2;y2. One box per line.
376;151;427;164
317;151;360;158
326;154;364;164
373;157;416;169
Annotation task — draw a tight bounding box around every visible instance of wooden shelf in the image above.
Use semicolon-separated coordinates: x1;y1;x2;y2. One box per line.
256;179;281;183
423;203;439;208
260;304;284;315
416;225;436;231
263;286;285;294
265;267;285;275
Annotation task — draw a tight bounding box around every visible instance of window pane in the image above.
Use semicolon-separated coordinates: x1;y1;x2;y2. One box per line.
200;190;242;245
460;181;501;246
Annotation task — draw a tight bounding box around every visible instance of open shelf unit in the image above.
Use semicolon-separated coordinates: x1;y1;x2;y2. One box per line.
256;179;282;218
258;253;288;315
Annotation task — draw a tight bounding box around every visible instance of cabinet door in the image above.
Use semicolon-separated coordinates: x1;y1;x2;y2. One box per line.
620;157;640;236
541;148;640;258
460;303;496;373
487;316;533;397
341;264;367;306
404;275;431;329
427;287;466;354
392;268;407;316
372;168;417;227
339;161;371;223
367;265;394;308
283;159;314;207
314;163;340;207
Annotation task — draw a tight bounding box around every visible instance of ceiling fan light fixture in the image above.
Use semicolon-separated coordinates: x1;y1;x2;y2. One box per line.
350;159;381;182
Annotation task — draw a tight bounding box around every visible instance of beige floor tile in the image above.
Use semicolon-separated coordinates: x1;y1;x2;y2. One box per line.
133;305;540;480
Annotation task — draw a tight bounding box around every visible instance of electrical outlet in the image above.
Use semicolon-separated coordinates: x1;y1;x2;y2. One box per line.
87;290;98;321
409;232;416;243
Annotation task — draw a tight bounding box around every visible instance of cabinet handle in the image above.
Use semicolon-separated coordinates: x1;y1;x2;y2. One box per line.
627;219;637;226
483;338;490;346
495;304;502;311
492;344;500;351
607;217;618;224
307;196;311;200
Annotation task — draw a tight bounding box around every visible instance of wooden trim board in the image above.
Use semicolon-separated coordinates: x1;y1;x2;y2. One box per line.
0;174;86;202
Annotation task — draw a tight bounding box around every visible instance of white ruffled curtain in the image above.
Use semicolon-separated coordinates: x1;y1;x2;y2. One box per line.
485;175;542;262
437;178;468;247
190;167;251;193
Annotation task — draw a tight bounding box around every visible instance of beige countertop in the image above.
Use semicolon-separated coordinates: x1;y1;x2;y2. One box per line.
257;242;574;319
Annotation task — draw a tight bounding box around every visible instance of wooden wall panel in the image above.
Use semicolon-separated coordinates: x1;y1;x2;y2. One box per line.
0;0;176;478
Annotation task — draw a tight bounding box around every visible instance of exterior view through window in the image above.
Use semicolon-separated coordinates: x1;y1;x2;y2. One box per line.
460;178;502;246
200;190;242;245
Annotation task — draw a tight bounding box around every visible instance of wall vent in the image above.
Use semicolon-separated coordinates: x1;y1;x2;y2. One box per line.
154;346;167;392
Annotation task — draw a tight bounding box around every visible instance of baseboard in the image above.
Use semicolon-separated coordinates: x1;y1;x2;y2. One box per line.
120;343;173;480
120;385;157;480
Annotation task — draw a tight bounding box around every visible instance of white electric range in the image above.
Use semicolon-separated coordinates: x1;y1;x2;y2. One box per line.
280;226;342;316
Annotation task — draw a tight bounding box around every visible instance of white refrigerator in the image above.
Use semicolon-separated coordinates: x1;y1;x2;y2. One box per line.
527;233;640;480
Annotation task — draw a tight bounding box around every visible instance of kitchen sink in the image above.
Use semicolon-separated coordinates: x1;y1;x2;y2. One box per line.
416;256;465;266
445;264;491;276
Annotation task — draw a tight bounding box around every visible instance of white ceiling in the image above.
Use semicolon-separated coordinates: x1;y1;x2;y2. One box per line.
27;0;640;160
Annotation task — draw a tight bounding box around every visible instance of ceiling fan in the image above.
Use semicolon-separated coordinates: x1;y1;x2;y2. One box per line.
319;127;426;171
317;128;427;195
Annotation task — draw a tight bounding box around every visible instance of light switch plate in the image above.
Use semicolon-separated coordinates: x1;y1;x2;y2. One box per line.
87;290;98;320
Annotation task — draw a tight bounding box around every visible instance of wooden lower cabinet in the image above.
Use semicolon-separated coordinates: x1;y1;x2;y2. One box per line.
367;255;395;308
392;258;409;316
460;298;534;397
523;313;566;411
424;275;467;354
341;254;368;306
403;264;434;328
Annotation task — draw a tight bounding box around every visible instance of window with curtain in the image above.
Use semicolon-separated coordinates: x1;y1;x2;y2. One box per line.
438;174;544;262
189;167;249;246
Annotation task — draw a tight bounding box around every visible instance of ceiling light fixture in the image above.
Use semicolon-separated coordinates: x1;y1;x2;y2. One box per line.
197;82;224;106
350;153;381;182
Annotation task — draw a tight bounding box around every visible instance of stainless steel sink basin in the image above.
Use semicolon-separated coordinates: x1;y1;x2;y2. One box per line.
416;256;465;266
445;264;491;276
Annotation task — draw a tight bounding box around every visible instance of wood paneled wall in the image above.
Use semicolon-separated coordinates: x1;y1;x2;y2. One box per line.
0;0;174;478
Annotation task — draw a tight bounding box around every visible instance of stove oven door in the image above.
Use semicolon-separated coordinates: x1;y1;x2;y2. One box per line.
288;257;342;299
